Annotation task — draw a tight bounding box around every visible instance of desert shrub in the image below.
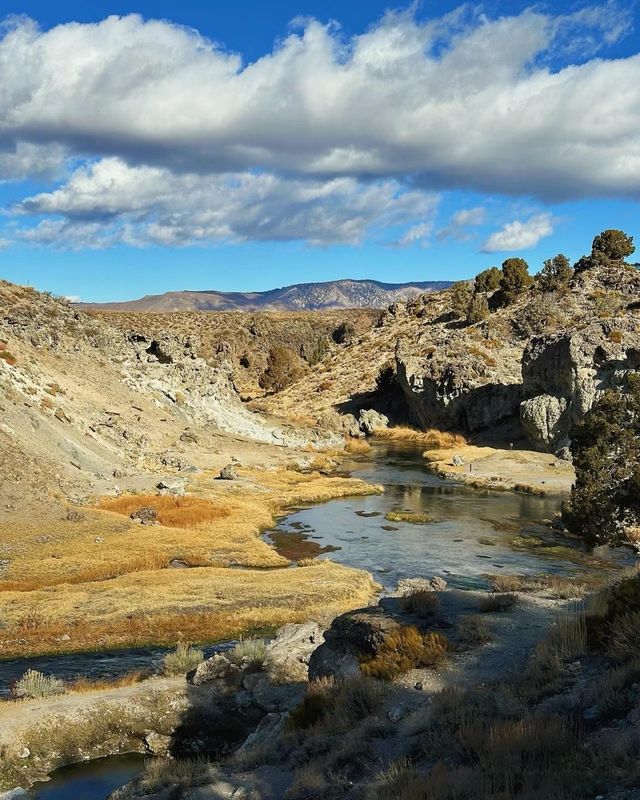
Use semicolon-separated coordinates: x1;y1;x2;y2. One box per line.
537;253;573;292
499;258;533;304
162;642;204;676
478;593;518;612
288;676;388;731
360;627;448;680
562;376;640;546
13;669;65;699
457;615;492;645
574;228;635;272
607;610;640;662
450;281;473;318
608;330;623;344
592;229;635;261
467;293;490;324
400;589;440;618
518;293;568;335
592;290;623;319
134;757;213;794
305;337;330;366
333;321;356;345
259;346;304;392
474;267;501;293
228;637;268;671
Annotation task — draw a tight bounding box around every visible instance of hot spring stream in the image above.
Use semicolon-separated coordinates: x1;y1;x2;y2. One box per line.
3;442;632;798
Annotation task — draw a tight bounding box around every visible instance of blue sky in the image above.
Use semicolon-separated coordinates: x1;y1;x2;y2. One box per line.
1;1;639;301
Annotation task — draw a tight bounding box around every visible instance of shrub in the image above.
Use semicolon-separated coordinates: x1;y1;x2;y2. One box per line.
259;346;304;392
162;642;204;676
288;676;388;731
333;321;356;345
0;349;17;366
474;266;501;293
136;757;212;794
450;281;473;318
13;669;65;699
457;615;492;645
537;253;573;291
499;257;533;304
478;593;518;612
228;637;268;671
360;626;448;680
467;292;490;324
400;589;440;618
608;611;640;662
562;376;640;546
592;229;635;261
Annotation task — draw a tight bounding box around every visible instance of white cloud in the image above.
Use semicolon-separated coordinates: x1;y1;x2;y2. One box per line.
0;5;637;202
13;158;440;248
437;206;486;240
481;213;554;252
64;295;82;303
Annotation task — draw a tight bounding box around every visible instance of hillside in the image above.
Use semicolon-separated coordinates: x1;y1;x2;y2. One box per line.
80;279;452;312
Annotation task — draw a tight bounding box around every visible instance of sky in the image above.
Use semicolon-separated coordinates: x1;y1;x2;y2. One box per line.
0;1;639;301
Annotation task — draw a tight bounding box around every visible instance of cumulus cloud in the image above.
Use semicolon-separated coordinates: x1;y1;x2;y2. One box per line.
437;207;486;241
481;213;555;252
0;5;637;201
14;158;439;248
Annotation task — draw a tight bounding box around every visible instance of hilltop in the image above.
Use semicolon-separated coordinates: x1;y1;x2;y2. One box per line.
79;278;452;312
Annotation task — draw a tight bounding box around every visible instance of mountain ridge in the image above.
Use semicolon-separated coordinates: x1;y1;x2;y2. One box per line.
79;278;452;312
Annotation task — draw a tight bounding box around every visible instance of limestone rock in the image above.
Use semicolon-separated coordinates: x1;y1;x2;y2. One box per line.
519;394;568;450
218;463;239;481
237;713;285;756
265;621;324;682
188;653;242;690
359;409;389;435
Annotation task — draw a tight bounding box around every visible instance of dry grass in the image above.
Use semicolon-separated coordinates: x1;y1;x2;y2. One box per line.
374;426;465;449
162;642;204;675
66;671;149;694
457;615;492;645
490;574;587;599
360;626;448;680
478;593;518;612
344;438;372;454
0;469;379;594
0;561;379;658
399;589;440;618
98;495;230;528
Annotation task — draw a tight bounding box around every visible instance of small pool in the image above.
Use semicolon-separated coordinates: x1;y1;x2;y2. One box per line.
31;755;145;799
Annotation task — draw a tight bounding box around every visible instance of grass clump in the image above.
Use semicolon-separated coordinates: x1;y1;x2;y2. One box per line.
13;669;65;699
162;642;204;676
478;593;518;612
135;757;213;795
228;637;268;671
457;614;492;645
399;589;439;618
344;438;371;454
374;426;465;449
288;676;389;731
385;511;431;524
98;494;230;528
361;626;448;680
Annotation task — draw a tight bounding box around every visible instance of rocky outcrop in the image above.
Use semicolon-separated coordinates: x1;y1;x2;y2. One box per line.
520;324;640;451
395;341;523;434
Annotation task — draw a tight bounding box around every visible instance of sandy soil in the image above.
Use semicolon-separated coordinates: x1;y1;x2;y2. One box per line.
423;444;575;495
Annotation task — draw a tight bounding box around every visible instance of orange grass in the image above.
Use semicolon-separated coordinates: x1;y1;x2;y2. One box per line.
373;425;465;449
97;494;230;528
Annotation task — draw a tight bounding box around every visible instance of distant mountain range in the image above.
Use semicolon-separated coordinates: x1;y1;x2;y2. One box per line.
80;279;453;312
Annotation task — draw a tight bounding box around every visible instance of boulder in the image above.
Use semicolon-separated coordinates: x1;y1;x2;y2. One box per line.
519;394;568;450
309;607;401;680
188;653;243;690
359;409;389;435
218;463;239;481
130;506;158;524
265;621;324;682
156;479;186;496
236;713;285;756
395;576;447;595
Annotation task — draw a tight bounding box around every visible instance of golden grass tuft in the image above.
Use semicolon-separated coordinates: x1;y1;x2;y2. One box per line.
361;626;448;680
97;494;230;528
344;438;372;454
374;426;465;449
385;511;431;524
